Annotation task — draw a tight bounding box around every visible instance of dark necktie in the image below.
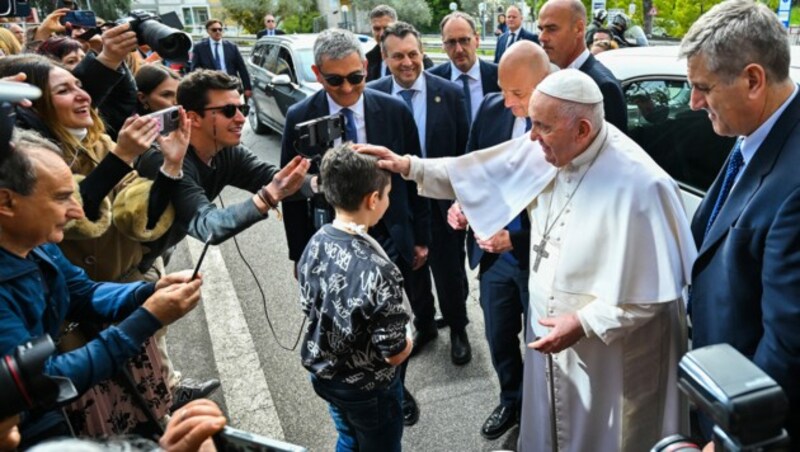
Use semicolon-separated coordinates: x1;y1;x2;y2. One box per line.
704;138;745;238
507;32;516;49
525;117;532;132
399;89;414;114
214;42;222;70
458;73;472;123
341;108;358;143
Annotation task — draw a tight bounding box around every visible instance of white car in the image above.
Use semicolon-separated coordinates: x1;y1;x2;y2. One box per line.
596;46;800;216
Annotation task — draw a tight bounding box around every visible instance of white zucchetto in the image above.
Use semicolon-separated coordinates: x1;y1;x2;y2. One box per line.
536;68;603;104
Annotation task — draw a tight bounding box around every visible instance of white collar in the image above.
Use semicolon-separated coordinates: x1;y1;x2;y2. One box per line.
326;93;365;118
66;127;88;142
567;48;591;70
450;59;481;81
391;73;426;94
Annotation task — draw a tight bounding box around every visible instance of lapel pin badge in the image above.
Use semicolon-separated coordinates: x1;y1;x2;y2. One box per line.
435;96;441;103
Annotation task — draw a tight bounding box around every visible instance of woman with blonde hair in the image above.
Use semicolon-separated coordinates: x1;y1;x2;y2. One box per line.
0;27;22;56
0;53;191;438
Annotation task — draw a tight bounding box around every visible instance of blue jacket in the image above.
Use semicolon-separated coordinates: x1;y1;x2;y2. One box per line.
0;243;161;393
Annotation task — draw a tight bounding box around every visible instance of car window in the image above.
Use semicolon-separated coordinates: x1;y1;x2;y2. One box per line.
295;49;317;83
623;78;735;194
276;47;297;84
251;43;268;67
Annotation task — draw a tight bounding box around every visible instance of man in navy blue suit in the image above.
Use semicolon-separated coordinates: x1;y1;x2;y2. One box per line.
447;41;551;441
680;0;800;446
191;19;252;99
368;22;472;365
280;28;430;428
493;5;539;64
428;12;499;123
256;14;285;39
365;4;433;82
537;0;626;132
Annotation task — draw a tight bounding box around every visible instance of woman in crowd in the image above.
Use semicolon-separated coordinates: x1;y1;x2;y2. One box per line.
495;13;508;36
0;54;191;439
135;64;180;115
36;36;85;70
0;27;21;56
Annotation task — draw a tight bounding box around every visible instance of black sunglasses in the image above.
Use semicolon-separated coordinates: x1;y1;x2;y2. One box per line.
321;71;365;87
202;103;250;118
209;27;223;32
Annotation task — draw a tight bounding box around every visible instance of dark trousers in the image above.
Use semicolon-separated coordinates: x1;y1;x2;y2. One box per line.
312;372;404;452
479;257;529;408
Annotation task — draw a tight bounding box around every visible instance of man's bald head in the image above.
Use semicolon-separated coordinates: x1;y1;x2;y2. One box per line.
497;41;551;117
538;0;587;68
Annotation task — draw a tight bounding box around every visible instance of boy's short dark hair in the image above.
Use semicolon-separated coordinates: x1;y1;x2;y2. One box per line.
321;144;390;212
177;69;241;114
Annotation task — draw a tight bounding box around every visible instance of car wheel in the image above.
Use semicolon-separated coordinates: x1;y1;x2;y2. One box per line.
248;99;270;135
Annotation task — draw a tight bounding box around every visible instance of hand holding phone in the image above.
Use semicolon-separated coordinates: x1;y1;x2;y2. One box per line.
213;426;308;452
59;10;96;28
145;106;181;135
191;234;213;280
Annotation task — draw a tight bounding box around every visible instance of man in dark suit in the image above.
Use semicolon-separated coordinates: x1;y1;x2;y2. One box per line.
280;28;430;427
537;0;626;132
365;4;433;81
680;0;800;447
428;11;499;123
493;5;539;64
191;19;252;98
447;41;551;440
368;22;472;365
256;14;285;39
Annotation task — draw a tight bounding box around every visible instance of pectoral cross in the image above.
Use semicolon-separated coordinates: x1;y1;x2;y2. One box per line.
532;236;549;272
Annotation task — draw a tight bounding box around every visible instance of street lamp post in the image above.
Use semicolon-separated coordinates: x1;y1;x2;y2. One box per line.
342;5;349;31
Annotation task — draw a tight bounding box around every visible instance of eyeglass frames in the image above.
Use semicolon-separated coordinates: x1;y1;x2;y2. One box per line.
443;36;473;49
202;103;250;118
320;71;365;87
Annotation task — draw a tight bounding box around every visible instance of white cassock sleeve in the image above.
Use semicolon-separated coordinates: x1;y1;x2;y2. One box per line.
404;155;457;200
576;301;674;345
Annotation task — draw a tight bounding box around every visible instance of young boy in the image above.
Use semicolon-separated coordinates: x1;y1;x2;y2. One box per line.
297;144;413;452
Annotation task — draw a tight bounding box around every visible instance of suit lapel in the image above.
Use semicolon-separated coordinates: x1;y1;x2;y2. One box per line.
424;73;439;153
363;90;383;143
698;89;800;257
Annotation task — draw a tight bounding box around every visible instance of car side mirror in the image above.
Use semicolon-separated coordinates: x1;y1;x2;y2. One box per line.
273;74;292;86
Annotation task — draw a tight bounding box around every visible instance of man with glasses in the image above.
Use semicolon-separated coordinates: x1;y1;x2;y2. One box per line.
280;28;430;427
135;69;311;267
368;21;472;366
428;12;499;123
190;19;252;99
256;14;285;39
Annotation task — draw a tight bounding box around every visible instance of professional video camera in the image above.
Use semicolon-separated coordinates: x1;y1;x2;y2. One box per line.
293;113;344;229
652;344;791;452
116;10;191;62
0;336;78;419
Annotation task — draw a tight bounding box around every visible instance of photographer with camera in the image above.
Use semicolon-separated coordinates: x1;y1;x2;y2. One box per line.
135;69;311;267
0;130;203;448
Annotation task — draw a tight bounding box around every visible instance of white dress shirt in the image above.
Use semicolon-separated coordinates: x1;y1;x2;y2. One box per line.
449;59;484;122
210;38;227;72
327;93;367;145
391;75;427;156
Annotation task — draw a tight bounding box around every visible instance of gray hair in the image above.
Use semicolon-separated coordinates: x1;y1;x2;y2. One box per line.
556;100;604;130
313;28;365;67
506;5;523;17
679;0;789;83
370;4;397;21
1;129;62;196
381;21;422;53
440;11;478;34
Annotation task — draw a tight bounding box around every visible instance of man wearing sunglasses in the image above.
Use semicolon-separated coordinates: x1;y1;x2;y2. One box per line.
368;22;472;367
428;12;499;123
136;69;312;270
256;14;285;39
190;19;252;99
280;28;430;429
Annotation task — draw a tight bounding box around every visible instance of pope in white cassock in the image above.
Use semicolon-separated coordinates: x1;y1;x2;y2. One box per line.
357;69;697;452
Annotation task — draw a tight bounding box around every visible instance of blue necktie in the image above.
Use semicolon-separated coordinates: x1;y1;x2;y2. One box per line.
458;73;472;123
341;108;358;143
507;32;516;50
525;117;532;132
399;89;414;114
704;138;745;238
214;42;222;70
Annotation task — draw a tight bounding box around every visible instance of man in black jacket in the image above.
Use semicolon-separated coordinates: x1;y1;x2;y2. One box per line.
256;14;285;38
190;20;252;99
365;4;432;81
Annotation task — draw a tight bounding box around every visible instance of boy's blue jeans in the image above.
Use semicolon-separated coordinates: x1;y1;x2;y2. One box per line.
311;371;404;452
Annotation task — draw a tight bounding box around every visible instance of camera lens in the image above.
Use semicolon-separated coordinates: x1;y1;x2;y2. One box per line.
137;19;191;61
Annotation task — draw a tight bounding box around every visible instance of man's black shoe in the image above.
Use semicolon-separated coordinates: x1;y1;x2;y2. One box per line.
450;329;472;365
411;326;438;357
403;387;420;426
170;378;221;412
481;404;518;440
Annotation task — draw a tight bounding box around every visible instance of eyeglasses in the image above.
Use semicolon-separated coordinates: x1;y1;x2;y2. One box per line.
202;103;250;118
443;37;472;49
321;71;365;87
266;19;275;23
209;28;223;32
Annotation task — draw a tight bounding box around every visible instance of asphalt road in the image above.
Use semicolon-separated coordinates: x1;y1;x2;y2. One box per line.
164;122;524;451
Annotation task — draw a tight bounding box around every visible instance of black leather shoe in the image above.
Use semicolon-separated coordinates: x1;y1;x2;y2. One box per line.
481;404;518;440
402;387;420;426
170;378;221;412
450;329;472;365
411;326;438;357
